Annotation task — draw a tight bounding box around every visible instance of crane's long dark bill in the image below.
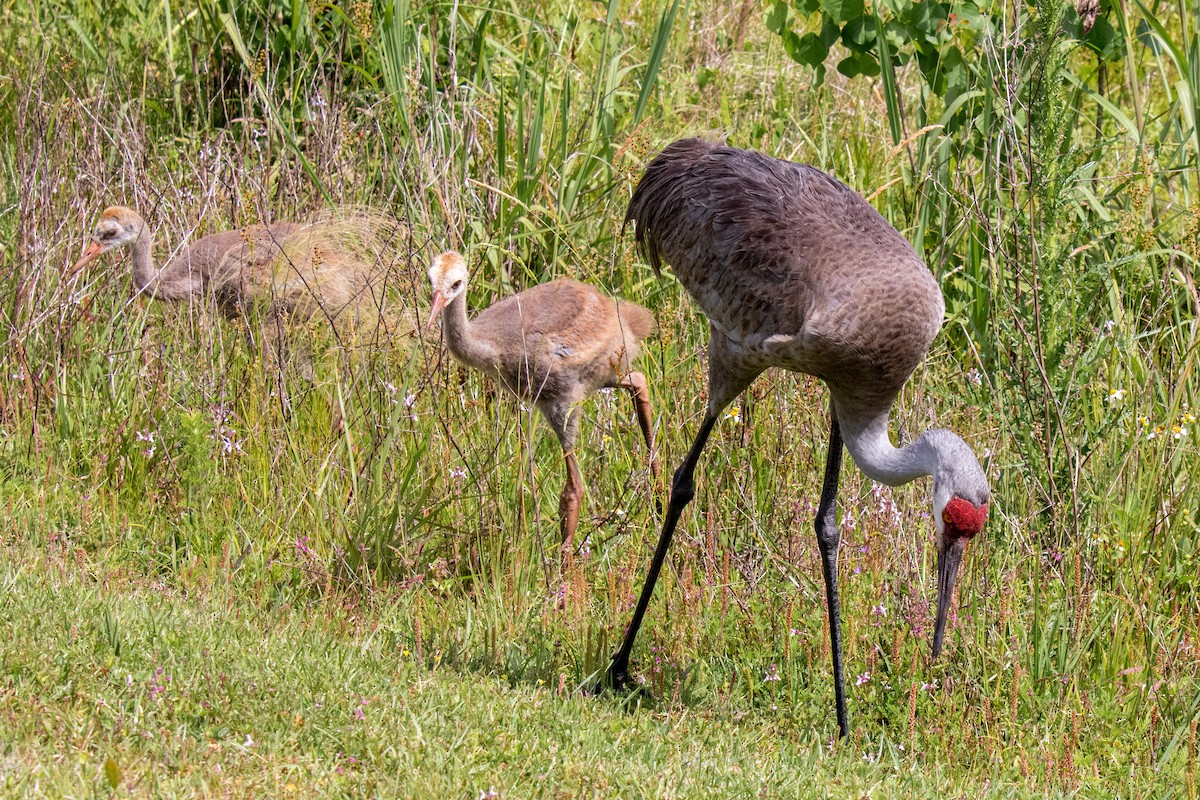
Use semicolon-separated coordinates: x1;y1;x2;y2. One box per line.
932;537;968;658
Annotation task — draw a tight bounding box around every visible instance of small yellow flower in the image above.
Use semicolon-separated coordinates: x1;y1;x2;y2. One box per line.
1173;425;1187;440
1138;415;1149;427
1107;388;1126;403
724;407;741;423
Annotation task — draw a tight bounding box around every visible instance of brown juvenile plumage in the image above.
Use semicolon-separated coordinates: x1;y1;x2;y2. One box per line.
70;205;411;338
426;251;660;567
605;138;990;739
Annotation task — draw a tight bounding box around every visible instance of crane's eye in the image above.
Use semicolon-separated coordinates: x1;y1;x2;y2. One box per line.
451;280;463;292
942;511;953;525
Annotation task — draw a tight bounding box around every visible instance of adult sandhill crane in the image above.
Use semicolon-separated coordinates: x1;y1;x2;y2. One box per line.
426;251;661;568
605;138;990;738
70;205;408;336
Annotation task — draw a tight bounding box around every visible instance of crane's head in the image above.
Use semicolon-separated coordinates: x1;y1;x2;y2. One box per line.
426;251;469;331
929;433;990;658
69;206;147;278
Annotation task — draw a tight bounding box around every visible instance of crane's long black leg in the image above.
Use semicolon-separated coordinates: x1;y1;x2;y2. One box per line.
604;412;718;691
816;416;849;738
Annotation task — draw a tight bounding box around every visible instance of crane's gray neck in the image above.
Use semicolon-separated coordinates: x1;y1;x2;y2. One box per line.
130;226;205;301
130;228;157;295
839;411;964;488
441;292;497;371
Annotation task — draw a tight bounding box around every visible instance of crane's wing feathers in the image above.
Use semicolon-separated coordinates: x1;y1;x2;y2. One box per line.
627;138;943;395
470;279;653;400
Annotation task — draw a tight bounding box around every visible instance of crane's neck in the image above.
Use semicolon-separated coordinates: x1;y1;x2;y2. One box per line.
440;292;498;372
838;409;944;487
129;229;157;295
129;226;205;301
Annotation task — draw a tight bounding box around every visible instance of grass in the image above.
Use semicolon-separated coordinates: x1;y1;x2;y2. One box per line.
1;535;1183;798
2;0;1200;797
0;540;873;796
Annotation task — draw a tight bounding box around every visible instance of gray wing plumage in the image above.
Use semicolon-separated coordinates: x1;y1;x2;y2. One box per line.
626;138;943;400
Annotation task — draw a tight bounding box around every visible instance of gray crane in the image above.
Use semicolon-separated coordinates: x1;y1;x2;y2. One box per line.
604;138;990;738
426;251;660;568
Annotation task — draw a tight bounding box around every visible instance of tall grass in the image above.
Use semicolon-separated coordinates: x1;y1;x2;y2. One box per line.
1;0;1199;794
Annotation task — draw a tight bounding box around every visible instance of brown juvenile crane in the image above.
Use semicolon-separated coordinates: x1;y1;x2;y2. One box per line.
605;138;990;738
426;251;661;566
70;205;406;335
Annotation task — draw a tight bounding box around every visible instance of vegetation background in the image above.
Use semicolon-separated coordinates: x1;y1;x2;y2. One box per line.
2;0;1198;796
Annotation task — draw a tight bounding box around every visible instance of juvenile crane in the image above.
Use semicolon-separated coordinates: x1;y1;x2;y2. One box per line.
70;205;405;334
426;251;661;566
606;138;990;738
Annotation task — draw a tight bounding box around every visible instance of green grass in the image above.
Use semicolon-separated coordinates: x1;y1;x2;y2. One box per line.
1;536;1180;798
2;0;1200;797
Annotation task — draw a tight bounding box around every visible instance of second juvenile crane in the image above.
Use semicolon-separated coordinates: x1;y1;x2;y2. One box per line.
427;251;660;568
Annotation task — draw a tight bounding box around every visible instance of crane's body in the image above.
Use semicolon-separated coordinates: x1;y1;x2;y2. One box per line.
70;206;406;331
606;138;989;737
439;277;653;410
627;138;944;431
427;253;660;566
140;223;304;304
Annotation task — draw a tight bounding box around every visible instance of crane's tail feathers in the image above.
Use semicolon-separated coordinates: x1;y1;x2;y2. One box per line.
616;301;656;343
625;137;723;279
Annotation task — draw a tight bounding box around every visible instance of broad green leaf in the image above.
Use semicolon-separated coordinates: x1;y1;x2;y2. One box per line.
952;3;985;30
1081;16;1123;62
819;0;863;25
780;28;803;63
821;13;842;47
940;45;969;98
784;30;829;67
884;19;911;49
910;0;949;41
766;1;790;35
842;15;877;52
837;51;880;78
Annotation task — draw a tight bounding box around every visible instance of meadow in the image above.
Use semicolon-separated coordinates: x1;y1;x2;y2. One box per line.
2;0;1199;796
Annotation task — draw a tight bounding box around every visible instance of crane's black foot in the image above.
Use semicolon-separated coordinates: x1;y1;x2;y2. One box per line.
594;655;631;695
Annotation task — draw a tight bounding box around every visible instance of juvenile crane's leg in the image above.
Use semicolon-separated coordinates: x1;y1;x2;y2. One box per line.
816;416;849;739
547;402;584;572
559;448;584;572
617;371;661;479
605;412;717;689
